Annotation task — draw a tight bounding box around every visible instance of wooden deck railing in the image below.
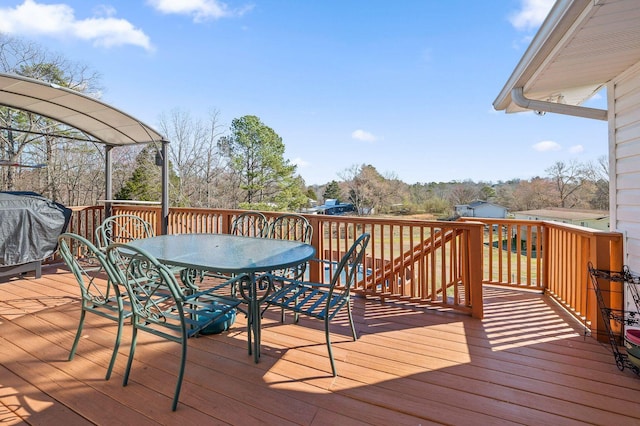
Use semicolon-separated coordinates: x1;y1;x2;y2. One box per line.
65;206;624;332
459;217;624;341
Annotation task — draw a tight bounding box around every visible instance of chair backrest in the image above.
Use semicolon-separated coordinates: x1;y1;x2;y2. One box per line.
268;213;312;244
105;243;186;339
106;243;205;343
230;211;269;237
58;232;122;306
327;233;370;297
95;214;155;251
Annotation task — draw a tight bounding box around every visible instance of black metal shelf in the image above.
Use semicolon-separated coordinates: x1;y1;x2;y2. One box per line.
587;262;640;375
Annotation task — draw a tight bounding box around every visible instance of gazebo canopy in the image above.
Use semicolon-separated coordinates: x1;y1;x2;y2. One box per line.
0;72;166;145
0;72;170;233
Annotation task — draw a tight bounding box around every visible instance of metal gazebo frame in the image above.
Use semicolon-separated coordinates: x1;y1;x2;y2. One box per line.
0;72;170;234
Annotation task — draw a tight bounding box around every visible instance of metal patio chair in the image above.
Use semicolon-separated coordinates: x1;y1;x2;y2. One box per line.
204;210;271;294
95;214;155;251
106;242;241;411
264;232;370;376
96;214;197;290
57;232;131;380
268;213;312;245
230;211;269;237
263;213;313;320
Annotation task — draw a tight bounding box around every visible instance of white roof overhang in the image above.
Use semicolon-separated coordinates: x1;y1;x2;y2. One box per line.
494;0;640;118
0;72;166;145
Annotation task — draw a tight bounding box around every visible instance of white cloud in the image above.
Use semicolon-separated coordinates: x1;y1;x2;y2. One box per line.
291;157;309;168
351;129;377;143
0;0;153;51
533;140;561;152
569;144;584;154
147;0;253;22
509;0;555;31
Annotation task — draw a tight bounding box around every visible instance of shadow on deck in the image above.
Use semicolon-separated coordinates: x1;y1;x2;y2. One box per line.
1;265;640;425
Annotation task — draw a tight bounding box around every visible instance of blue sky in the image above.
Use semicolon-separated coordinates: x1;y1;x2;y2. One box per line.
0;0;608;185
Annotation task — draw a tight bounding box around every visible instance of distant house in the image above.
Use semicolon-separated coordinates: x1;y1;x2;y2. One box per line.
512;208;610;232
454;201;507;219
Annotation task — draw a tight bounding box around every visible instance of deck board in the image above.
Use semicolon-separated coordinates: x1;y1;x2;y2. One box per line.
2;266;640;425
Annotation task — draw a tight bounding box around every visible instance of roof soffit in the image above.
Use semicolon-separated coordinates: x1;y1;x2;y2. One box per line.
495;0;640;113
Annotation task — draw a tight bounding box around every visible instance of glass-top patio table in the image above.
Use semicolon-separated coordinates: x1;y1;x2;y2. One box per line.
126;233;316;362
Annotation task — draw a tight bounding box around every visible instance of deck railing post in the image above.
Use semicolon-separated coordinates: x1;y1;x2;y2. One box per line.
587;233;625;343
467;222;484;319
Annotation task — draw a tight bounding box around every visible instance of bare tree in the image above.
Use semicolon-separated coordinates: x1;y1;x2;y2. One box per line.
545;160;585;208
446;181;482;206
339;164;367;215
158;108;226;207
511;178;555;210
583;155;609;210
0;34;103;205
338;164;405;215
198;110;227;207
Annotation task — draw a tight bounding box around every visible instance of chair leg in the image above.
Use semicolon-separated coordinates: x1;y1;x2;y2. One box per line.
172;338;188;411
247;310;253;355
347;299;358;341
123;327;138;387
68;309;86;361
105;312;125;380
325;318;337;377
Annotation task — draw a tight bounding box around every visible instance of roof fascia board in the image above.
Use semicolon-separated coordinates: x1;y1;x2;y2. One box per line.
493;0;592;111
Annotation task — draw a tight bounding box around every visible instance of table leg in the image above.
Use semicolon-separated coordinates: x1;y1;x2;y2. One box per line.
240;272;272;363
252;274;261;362
246;275;253;357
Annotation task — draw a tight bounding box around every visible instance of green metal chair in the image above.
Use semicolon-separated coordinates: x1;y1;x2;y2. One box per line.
268;213;312;245
204;210;270;294
95;214;155;251
57;232;130;380
264;213;313;321
264;233;370;376
230;211;269;237
97;214;197;290
105;242;241;411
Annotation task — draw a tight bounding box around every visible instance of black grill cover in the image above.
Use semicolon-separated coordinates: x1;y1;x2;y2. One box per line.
0;191;72;266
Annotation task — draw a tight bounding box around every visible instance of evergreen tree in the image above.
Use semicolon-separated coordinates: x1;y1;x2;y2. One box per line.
322;180;341;201
116;146;180;203
219;115;306;209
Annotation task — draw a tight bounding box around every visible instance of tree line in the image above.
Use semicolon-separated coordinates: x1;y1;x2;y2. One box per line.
0;35;609;216
311;157;608;217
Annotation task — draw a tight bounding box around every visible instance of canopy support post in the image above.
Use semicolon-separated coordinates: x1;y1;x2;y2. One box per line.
105;145;113;219
161;141;169;235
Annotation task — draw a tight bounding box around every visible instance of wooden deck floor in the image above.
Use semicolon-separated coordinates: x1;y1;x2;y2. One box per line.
2;265;640;425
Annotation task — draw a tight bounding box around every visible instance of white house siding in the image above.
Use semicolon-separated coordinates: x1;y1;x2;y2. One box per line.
454;202;507;219
612;61;640;315
613;61;640;274
473;204;506;218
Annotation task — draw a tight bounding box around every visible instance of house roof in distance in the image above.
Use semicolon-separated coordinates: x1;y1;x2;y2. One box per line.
513;208;609;221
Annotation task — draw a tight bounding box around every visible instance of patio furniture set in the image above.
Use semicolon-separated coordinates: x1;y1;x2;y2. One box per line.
57;212;370;411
